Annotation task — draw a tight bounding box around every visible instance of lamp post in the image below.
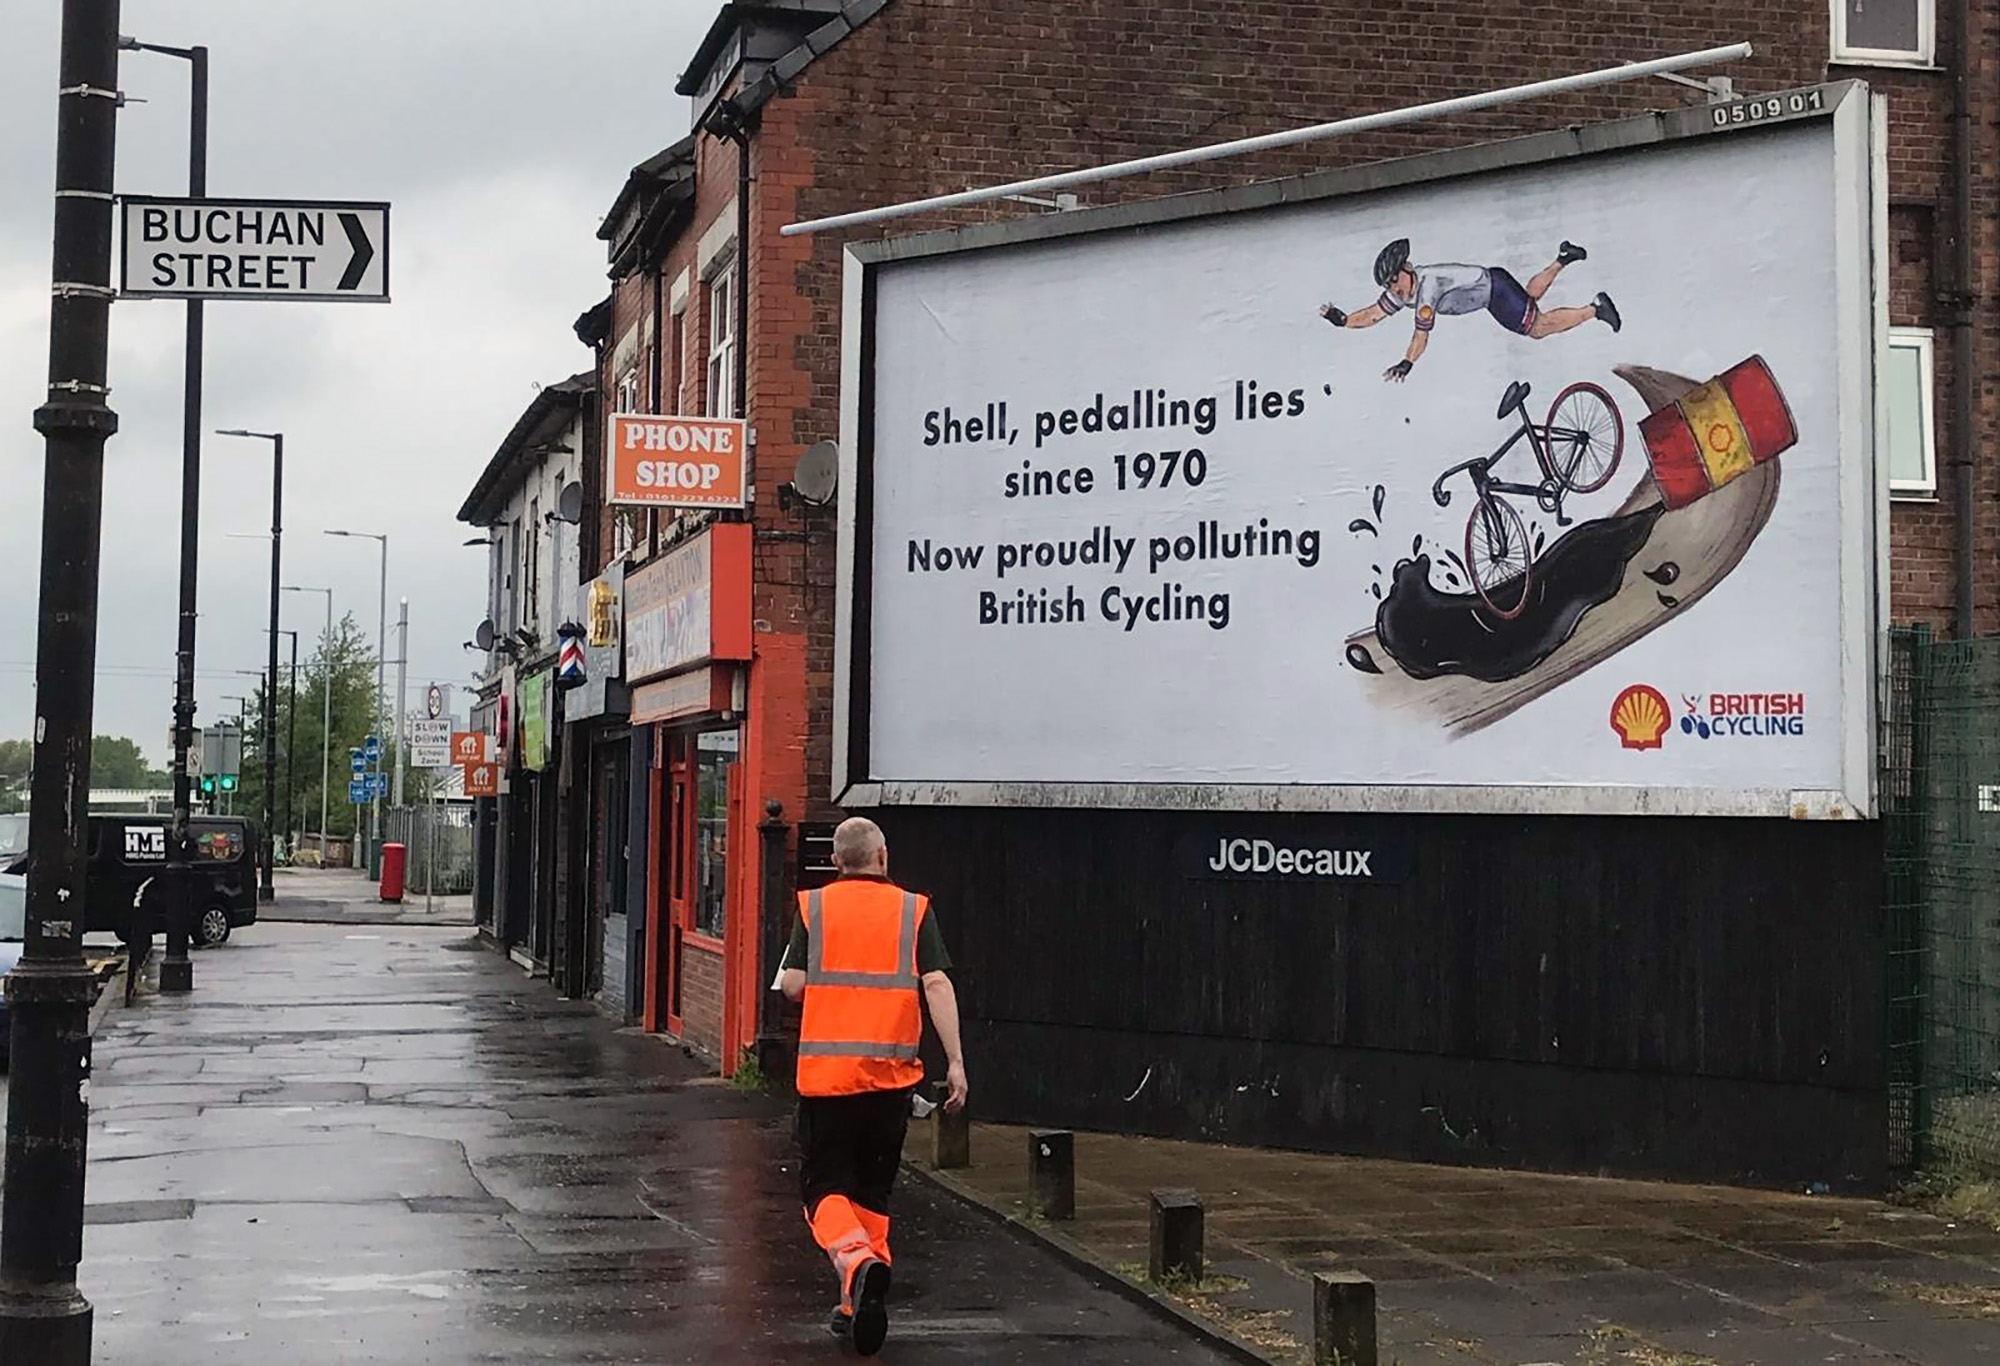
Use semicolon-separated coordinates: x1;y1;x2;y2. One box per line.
326;529;387;874
218;428;282;901
0;2;121;1356
283;585;333;862
275;628;299;856
118;32;206;1006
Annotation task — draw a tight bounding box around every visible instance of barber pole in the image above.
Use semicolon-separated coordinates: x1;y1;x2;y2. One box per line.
556;633;586;690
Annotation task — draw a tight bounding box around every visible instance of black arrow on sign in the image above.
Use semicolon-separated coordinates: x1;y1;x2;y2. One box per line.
336;212;374;291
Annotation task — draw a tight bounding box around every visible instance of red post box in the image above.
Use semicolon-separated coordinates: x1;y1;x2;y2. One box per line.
379;842;407;903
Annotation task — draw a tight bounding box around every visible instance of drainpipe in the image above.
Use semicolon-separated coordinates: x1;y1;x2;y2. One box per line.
1950;0;1975;637
706;95;754;493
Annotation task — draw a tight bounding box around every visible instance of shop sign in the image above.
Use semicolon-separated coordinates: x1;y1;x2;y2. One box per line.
463;761;501;798
567;563;630;724
630;665;736;726
520;670;550;771
608;413;748;510
624;523;752;684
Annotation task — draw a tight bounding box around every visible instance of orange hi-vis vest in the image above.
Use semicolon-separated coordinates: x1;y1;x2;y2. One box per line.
795;879;928;1097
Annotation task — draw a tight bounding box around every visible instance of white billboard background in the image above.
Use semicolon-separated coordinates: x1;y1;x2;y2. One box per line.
861;114;1873;805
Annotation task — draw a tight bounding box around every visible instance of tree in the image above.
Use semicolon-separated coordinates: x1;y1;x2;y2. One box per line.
231;613;380;842
91;735;155;789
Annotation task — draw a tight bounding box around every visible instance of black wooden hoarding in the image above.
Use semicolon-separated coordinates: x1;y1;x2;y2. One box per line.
883;806;1885;1188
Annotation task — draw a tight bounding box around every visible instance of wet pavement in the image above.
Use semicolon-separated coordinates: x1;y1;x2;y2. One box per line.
40;924;1233;1364
266;865;475;927
931;1125;2000;1365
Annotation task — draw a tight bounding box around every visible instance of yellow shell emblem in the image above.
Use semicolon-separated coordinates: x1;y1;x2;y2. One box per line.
1610;685;1670;751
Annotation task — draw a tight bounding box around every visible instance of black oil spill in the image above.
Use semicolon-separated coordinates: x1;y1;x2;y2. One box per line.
1375;506;1665;683
1373;485;1386;519
1644;562;1681;586
1349;518;1377;537
1370;583;1382;600
1411;534;1422;557
1657;591;1680;609
1346;642;1383;674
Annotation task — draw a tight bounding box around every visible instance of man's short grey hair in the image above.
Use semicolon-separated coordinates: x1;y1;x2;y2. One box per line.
832;816;886;871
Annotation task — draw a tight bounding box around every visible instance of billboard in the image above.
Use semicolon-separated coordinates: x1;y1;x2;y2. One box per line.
838;85;1884;817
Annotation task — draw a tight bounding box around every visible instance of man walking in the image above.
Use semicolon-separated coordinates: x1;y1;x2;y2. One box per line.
781;816;967;1355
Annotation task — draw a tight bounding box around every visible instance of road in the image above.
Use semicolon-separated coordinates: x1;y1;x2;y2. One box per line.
61;924;1234;1365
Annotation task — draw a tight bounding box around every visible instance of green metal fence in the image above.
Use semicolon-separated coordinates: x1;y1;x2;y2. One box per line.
1884;625;2000;1174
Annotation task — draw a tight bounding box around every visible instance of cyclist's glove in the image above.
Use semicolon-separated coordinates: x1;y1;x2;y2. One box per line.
1320;304;1348;327
1385;359;1413;381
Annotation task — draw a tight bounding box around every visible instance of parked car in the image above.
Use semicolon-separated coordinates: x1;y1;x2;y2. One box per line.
0;871;24;1066
1;814;257;949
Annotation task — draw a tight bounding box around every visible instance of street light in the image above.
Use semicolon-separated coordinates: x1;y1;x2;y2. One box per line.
326;529;387;874
272;629;299;858
283;585;333;864
217;429;282;902
112;35;210;1020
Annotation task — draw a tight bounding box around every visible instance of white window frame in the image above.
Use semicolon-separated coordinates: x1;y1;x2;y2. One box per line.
1832;0;1934;67
1888;326;1936;499
706;271;735;419
615;365;641;416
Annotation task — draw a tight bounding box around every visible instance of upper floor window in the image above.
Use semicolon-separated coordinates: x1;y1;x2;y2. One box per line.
1834;0;1934;65
706;272;735;419
616;365;641;415
1886;327;1936;499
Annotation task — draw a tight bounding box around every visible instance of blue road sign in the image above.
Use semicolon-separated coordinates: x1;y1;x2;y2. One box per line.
367;772;389;799
348;779;368;803
363;735;382;763
350;750;366;773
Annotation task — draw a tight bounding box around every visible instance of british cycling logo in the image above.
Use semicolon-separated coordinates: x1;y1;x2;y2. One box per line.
1679;691;1807;739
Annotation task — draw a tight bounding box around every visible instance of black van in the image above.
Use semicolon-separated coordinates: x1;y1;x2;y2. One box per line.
85;814;259;947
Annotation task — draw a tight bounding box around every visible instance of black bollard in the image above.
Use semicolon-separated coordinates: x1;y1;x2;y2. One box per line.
1149;1187;1204;1283
1313;1270;1377;1366
1028;1130;1074;1220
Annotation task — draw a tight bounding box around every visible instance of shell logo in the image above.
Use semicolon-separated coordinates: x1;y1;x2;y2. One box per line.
1610;684;1671;751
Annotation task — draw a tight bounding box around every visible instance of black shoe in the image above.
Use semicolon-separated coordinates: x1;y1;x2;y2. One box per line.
828;1307;852;1341
1558;240;1588;265
852;1261;892;1356
1594;291;1622;333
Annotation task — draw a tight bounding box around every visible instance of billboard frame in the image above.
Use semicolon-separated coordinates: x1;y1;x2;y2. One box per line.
835;81;1886;819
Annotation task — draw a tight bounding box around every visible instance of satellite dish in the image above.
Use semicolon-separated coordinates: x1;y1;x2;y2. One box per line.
474;619;497;651
791;441;838;506
555;481;584;524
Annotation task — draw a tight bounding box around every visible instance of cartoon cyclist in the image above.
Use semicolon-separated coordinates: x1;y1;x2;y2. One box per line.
1321;238;1622;382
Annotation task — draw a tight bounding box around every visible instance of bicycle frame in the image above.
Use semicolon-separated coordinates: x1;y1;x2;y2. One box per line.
1431;398;1589;524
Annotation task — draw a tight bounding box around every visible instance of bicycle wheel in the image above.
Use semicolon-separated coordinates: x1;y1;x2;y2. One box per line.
1544;381;1623;494
1464;494;1532;620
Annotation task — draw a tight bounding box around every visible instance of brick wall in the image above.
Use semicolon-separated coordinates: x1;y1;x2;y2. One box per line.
724;0;2000;812
679;937;725;1058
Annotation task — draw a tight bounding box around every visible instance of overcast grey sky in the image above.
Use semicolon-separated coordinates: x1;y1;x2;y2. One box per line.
2;0;713;764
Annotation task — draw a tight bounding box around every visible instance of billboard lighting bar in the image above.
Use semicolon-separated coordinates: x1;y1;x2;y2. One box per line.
781;42;1753;237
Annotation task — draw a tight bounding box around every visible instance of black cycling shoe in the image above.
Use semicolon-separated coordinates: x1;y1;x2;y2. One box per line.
1594;292;1622;333
1558;240;1588;265
852;1261;892;1356
828;1307;853;1341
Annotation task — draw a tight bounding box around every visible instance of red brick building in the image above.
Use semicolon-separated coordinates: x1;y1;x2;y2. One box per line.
539;0;1985;1176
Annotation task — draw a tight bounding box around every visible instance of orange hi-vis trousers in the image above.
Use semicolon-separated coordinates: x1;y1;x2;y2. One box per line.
808;1195;892;1312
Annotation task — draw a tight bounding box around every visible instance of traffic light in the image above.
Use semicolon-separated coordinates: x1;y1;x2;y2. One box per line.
219;774;238;793
199;775;217;796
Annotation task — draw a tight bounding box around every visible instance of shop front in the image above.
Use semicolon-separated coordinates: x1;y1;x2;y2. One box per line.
624;524;755;1063
562;564;641;1019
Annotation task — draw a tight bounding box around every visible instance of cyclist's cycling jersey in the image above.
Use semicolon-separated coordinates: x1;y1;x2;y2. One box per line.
1378;262;1490;330
1379;263;1537;336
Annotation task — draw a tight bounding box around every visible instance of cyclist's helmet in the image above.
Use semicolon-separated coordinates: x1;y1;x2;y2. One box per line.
1373;238;1412;288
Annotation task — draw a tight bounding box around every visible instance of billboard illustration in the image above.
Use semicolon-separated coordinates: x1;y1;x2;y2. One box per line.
839;85;1882;816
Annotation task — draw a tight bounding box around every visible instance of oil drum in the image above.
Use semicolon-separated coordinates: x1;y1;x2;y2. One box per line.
1639;355;1798;510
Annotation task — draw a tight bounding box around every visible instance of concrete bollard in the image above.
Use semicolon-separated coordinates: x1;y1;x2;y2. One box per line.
1313;1270;1377;1366
1148;1187;1204;1283
1028;1129;1075;1220
931;1082;970;1169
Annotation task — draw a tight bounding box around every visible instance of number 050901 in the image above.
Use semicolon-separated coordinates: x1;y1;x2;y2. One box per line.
1712;87;1827;129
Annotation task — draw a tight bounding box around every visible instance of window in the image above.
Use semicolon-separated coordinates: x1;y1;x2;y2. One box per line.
706;272;735;418
671;311;686;413
505;519;522;635
1833;0;1933;65
692;728;736;937
524;498;541;627
615;364;640;415
1887;327;1936;498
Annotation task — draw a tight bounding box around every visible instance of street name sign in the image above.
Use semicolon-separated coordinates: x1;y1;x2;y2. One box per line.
120;197;390;302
